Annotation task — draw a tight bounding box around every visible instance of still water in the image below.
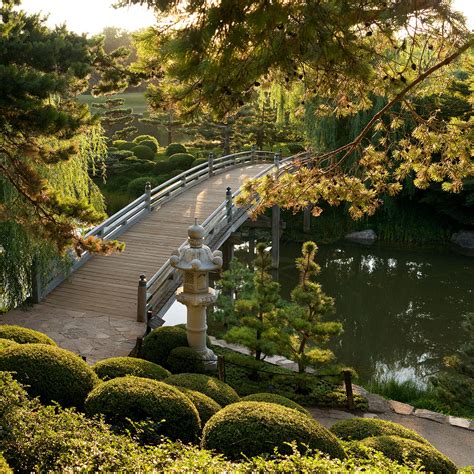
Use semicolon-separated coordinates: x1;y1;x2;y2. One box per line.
164;241;473;385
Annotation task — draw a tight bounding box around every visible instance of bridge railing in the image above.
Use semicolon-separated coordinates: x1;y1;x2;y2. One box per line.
35;148;275;302
140;150;310;323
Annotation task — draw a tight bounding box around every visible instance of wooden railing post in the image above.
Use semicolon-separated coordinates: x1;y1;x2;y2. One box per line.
226;187;233;224
137;274;147;322
343;370;355;411
251;145;256;164
145;182;152;211
31;258;42;304
208;152;214;178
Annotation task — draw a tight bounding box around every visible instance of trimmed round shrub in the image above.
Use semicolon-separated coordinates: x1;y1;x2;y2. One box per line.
127;176;158;198
0;453;11;474
131;145;155;161
330;417;429;445
202;401;346;460
193;157;207;166
167;346;205;374
179;388;221;425
138;139;158;153
84;376;200;443
109;149;135;161
0;344;98;407
117;141;136;151
0;338;19;350
169;153;195;170
133;134;159;149
361;436;457;473
154;160;174;175
92;357;170;382
0;325;56;345
112;139;127;148
164;373;239;407
165;142;187;156
141;326;188;366
287;143;305;154
241;393;310;416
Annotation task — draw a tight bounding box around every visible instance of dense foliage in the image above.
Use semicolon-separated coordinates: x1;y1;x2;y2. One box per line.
178;388;222;426
167;346;205;374
0;339;18;350
141;326;189;366
241;393;310;416
0;344;98;407
202;401;346;460
0;325;56;345
92;356;170;381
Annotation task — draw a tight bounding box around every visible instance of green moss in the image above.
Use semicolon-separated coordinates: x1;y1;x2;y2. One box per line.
0;344;98;407
167;346;205;374
361;436;457;473
85;376;200;443
330;417;429;445
141;326;189;367
164;373;239;407
0;338;19;351
201;401;346;460
241;393;310;416
92;357;170;382
179;388;221;425
0;325;56;345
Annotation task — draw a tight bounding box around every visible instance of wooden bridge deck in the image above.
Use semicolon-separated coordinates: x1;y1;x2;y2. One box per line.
1;164;268;363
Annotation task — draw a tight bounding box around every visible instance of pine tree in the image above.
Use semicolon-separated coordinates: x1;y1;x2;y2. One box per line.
277;241;342;373
92;98;138;140
224;243;281;360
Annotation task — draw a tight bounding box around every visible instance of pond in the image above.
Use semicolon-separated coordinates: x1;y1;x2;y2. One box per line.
163;239;473;386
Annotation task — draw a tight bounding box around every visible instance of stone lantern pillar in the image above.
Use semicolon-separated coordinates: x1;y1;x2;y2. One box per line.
170;220;223;368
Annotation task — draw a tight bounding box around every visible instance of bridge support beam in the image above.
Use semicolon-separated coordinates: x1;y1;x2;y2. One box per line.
272;205;280;269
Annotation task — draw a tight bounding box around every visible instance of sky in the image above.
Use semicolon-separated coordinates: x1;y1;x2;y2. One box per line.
19;0;474;35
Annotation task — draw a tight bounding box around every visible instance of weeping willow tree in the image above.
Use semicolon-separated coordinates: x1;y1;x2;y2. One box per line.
0;126;107;311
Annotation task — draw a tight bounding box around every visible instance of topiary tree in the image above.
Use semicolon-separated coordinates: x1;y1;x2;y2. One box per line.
133;135;159;151
169;153;195;170
141;326;189;367
131;145;155;161
165;143;187;156
0;339;18;351
361;436;457;474
127;176;158;198
201;401;346;460
178;388;222;425
0;344;98;407
0;325;56;346
330;418;429;445
164;373;239;407
92;357;170;381
84;376;200;443
241;393;310;416
167;347;205;374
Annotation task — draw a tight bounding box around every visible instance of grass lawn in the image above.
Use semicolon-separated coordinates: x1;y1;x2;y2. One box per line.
78;92;149;115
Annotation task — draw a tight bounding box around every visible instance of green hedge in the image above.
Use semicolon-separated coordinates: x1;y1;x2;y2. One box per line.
241;393;310;416
92;357;170;382
132;145;155;161
0;344;98;407
85;376;200;443
133;135;159;151
166;143;187;156
0;339;18;351
167;346;205;374
201;401;346;460
164;373;239;407
0;325;56;345
169;153;195;170
330;417;429;445
361;436;457;473
179;388;221;425
141;326;188;367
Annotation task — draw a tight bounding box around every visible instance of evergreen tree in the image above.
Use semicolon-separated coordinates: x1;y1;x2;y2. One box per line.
92;98;138;141
140;109;183;146
224;243;281;360
277;241;342;373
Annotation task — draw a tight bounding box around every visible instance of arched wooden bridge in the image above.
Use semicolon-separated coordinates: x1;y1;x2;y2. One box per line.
2;150;306;362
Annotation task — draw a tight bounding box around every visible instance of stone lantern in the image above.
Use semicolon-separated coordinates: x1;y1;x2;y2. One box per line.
170;220;223;368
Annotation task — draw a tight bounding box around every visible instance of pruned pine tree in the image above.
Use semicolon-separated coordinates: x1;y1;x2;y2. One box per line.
92;98;137;141
224;243;281;360
277;242;342;373
139;109;183;146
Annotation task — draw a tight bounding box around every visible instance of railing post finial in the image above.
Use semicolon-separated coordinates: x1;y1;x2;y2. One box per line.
145;182;152;211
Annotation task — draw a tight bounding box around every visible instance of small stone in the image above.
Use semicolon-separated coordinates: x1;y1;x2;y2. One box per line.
363;413;379;419
414;409;447;424
365;393;390;413
448;416;471;430
345;229;377;244
388;400;414;415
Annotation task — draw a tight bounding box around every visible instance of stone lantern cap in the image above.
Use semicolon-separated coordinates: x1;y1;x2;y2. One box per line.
170;220;223;272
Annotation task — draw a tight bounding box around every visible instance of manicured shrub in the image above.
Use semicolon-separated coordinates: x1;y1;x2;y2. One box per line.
0;453;11;474
165;142;187;156
193;157;207;166
0;324;56;346
167;346;205;374
0;338;18;350
117;141;136;151
131;144;155;161
0;344;98;407
92;357;170;382
154;160;174;175
330;417;429;445
361;436;457;473
0;325;56;345
202;401;346;460
169;153;195;170
287;143;305;154
127;176;158;197
241;393;310;416
85;376;200;443
141;326;189;367
109;149;134;161
138;139;159;153
112;139;128;148
164;373;239;407
179;388;221;425
133;135;159;150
